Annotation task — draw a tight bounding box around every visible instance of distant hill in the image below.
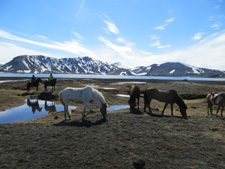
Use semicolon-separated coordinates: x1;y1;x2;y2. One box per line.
0;55;224;77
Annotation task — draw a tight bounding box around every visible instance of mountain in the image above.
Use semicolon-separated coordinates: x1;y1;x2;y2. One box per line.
0;55;122;74
0;55;224;77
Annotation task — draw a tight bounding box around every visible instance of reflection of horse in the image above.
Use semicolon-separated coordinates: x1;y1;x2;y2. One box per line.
27;78;42;92
44;100;56;113
144;87;187;117
44;79;57;91
27;99;42;114
207;92;225;116
128;84;140;112
59;86;107;120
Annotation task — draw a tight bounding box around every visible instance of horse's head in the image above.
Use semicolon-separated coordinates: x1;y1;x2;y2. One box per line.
100;103;107;119
180;106;187;118
128;99;136;109
35;78;42;83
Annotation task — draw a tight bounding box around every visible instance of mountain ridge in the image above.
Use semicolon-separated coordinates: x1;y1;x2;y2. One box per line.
0;55;224;77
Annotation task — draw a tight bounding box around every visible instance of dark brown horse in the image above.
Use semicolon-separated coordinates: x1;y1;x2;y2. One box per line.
207;92;225;116
27;78;42;92
44;78;57;91
144;87;187;117
128;84;140;112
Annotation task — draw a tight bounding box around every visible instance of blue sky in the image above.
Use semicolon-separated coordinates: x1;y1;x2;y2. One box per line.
0;0;225;70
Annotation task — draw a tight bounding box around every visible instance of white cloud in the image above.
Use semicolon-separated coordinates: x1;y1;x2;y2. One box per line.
1;29;225;70
0;29;100;60
157;45;171;48
211;24;220;30
102;17;119;34
150;35;160;40
166;17;175;23
72;31;85;40
214;5;220;9
154;17;175;30
117;38;125;43
191;33;204;40
150;40;160;47
154;24;167;30
37;35;48;39
76;0;86;17
0;42;50;64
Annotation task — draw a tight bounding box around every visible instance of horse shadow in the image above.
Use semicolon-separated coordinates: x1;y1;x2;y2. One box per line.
54;118;107;128
146;112;189;119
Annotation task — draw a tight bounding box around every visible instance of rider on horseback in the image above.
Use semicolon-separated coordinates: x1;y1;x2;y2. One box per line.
31;75;36;84
48;73;54;85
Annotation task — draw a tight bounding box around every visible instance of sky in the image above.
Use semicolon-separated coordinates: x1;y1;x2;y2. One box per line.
0;0;225;70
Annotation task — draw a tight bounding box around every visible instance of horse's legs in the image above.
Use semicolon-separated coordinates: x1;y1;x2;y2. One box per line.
207;103;213;115
82;106;87;119
216;106;221;116
171;103;174;116
137;97;140;111
162;103;168;116
64;102;71;120
221;106;224;117
148;99;152;114
82;102;93;119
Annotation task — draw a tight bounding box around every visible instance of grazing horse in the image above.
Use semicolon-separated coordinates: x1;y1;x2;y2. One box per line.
144;87;187;117
44;78;57;91
207;92;225;116
128;84;140;112
27;78;42;92
59;86;107;120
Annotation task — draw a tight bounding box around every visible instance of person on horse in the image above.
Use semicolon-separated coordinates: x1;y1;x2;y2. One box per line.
31;75;36;84
48;73;54;85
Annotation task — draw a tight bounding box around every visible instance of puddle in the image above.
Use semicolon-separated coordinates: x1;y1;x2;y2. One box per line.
107;105;130;111
0;99;76;124
109;81;146;85
116;94;130;98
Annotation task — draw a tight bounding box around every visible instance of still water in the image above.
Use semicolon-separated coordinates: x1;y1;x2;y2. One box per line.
0;99;130;124
0;99;76;124
1;73;225;81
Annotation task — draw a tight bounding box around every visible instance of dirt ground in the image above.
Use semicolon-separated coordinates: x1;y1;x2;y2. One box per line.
0;77;225;169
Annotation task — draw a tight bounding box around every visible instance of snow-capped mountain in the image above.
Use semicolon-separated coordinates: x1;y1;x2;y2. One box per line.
0;55;121;74
0;55;224;77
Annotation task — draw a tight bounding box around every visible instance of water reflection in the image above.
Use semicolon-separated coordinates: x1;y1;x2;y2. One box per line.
27;99;42;114
107;105;129;111
0;99;76;124
44;100;56;113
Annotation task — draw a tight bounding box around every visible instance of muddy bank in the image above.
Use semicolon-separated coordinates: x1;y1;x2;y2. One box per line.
0;78;225;168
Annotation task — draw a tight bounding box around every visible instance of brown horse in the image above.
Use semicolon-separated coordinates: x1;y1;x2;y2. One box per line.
144;87;187;117
27;78;42;92
207;92;225;116
44;78;57;91
128;84;140;112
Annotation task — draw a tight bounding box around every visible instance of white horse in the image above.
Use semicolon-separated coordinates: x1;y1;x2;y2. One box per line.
59;86;107;120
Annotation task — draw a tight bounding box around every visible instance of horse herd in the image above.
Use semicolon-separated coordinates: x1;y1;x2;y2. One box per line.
26;79;225;121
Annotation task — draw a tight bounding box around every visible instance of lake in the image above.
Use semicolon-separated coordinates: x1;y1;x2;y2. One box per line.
1;73;225;82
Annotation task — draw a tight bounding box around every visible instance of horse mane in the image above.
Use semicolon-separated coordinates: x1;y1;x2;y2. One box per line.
175;92;187;109
87;85;106;104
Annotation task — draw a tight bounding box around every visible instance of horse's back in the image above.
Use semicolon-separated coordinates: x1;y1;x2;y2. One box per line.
216;93;225;105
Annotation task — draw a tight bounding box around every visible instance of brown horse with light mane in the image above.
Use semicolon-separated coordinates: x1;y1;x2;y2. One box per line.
128;84;140;112
144;87;187;117
207;92;225;116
